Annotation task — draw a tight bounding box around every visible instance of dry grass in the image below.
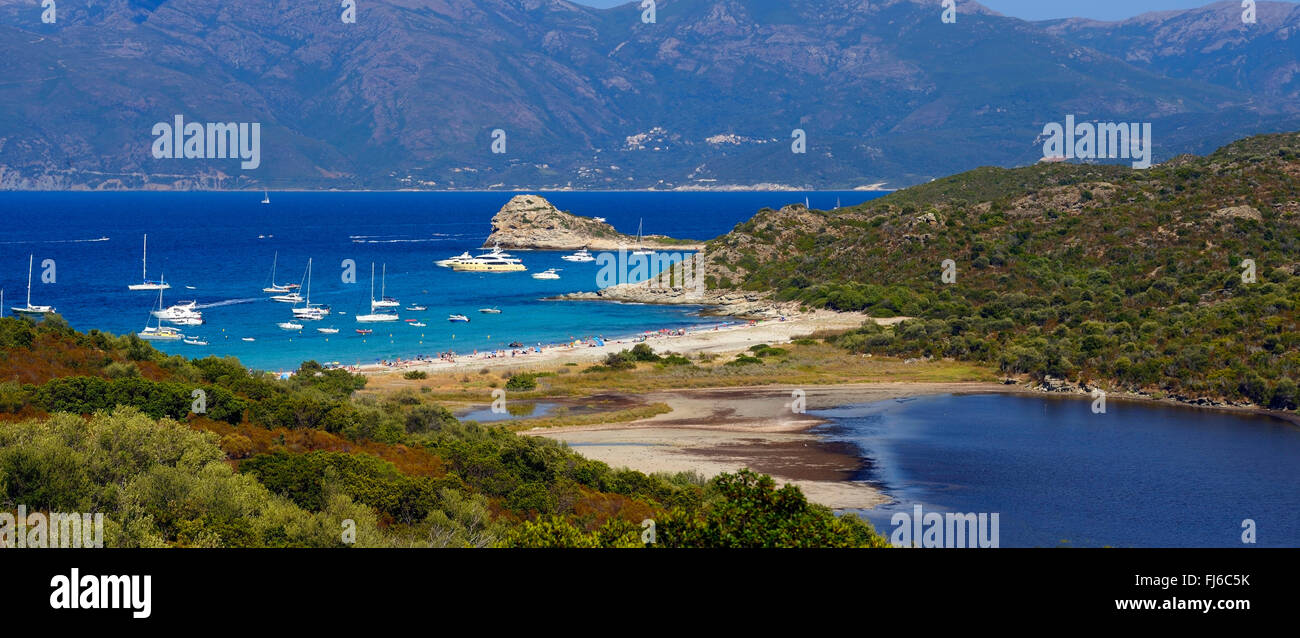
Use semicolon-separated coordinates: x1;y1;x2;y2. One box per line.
370;341;997;401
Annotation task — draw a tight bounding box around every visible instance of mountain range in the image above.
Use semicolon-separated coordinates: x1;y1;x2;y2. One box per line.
1;0;1299;190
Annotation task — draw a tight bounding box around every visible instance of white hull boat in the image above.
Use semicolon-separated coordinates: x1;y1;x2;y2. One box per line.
12;255;56;315
128;235;170;290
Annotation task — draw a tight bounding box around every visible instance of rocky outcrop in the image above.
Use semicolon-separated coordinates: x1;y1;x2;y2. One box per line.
482;195;705;251
1211;205;1263;222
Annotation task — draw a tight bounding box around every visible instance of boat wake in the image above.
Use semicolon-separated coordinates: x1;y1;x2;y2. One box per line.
0;236;110;244
195;297;262;309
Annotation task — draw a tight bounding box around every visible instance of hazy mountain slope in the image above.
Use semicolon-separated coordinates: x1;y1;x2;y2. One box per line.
1;0;1298;190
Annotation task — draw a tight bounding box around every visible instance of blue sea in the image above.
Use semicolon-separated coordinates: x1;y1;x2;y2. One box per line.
0;191;884;370
824;394;1300;548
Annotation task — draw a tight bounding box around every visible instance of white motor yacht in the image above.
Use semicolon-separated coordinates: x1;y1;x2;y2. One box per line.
562;248;596;263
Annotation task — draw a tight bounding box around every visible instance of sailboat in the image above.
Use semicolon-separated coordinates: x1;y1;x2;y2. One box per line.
138;288;182;341
632;219;653;256
292;258;330;320
271;260;308;303
127;235;170;290
262;251;298;293
355;263;399;323
371;264;399;309
261;190;271;204
11;255;55;316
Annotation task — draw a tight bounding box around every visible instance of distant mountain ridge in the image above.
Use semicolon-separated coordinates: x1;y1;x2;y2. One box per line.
1;0;1299;190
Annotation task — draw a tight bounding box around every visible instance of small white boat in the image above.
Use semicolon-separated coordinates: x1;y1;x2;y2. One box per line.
273;261;309;302
169;316;205;326
631;219;654;256
409;322;427;327
317;328;340;334
138;288;181;339
368;264;400;308
241;337;256;342
532;268;561;280
448;314;470;322
262;251;299;293
185;285;196;290
183;338;208;346
593;217;606;223
139;326;183;341
127;235;170;291
355;263;400;322
278;321;303;331
261;190;270;204
405;305;427;312
154;300;202;320
290;258;330;319
11;255;56;315
478;307;502;314
562;248;596;263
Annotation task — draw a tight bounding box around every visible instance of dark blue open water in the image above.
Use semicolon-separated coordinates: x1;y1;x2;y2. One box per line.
0;190;881;370
821;394;1300;548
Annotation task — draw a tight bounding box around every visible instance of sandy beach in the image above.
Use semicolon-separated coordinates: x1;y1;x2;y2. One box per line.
526;382;1016;509
358;309;903;376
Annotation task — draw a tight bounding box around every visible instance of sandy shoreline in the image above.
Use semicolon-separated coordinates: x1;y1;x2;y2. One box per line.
526;382;1018;509
356;309;897;376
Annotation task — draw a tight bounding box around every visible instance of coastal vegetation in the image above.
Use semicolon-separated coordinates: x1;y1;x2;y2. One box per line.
704;133;1300;410
0;316;886;548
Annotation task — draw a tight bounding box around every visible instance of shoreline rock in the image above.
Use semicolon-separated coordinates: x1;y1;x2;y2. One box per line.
554;285;799;320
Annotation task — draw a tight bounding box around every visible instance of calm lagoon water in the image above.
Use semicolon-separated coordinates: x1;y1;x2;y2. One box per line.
821;394;1300;548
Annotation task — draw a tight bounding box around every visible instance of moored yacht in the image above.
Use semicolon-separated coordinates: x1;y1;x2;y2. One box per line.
631;219;654;256
11;255;55;316
435;251;475;268
291;258;331;320
127;235;170;291
561;248;596;263
452;246;526;272
355;263;400;323
262;251;299;293
138;288;182;340
370;264;400;308
532;268;561;280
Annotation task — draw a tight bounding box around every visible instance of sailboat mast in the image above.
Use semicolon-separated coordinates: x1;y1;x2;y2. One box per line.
370;263;375;303
381;264;387;298
142;235;148;281
26;254;33;307
305;258;312;304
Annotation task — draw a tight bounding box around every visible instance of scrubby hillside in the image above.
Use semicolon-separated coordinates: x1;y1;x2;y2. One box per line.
705;133;1300;409
0;316;884;548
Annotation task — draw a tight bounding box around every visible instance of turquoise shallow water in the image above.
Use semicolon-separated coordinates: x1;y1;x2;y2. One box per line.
0;190;884;370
